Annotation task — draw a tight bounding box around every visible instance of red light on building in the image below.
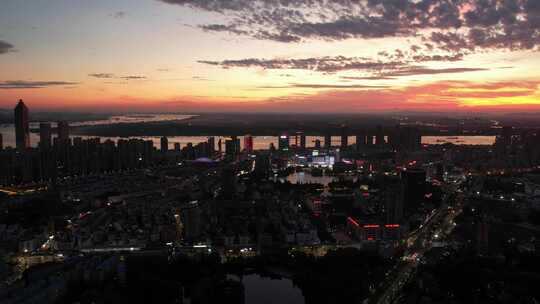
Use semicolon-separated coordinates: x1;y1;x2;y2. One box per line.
367;237;374;241
363;224;380;228
384;224;400;228
347;217;360;227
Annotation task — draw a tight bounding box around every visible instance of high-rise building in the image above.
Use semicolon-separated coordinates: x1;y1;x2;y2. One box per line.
0;133;3;150
208;136;215;153
340;125;348;148
375;126;385;145
244;135;254;153
225;136;240;160
324;134;331;148
278;134;289;151
161;136;168;153
57;121;70;142
314;139;321;149
174;142;181;151
390;126;421;151
39;123;52;150
14;100;30;150
299;133;306;149
356;134;366;150
401;168;426;213
180;201;202;240
385;182;403;224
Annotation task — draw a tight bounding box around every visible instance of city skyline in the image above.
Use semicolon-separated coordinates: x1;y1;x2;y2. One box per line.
1;0;540;113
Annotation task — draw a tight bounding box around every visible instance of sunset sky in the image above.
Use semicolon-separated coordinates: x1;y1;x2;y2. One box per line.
1;0;539;113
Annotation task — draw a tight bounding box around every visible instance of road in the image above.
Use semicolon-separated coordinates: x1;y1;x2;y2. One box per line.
371;190;464;304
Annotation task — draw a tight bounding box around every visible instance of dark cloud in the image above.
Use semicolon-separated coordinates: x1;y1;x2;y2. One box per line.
0;40;15;54
0;80;78;89
158;0;540;52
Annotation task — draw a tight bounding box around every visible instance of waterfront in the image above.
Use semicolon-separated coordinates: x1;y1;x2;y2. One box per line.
0;125;497;150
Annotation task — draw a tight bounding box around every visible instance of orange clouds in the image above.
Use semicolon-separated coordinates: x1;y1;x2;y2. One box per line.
1;80;539;113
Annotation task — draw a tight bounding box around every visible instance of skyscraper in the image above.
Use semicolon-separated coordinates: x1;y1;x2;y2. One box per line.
278;134;289;151
57;121;70;142
401;168;426;213
0;133;3;150
299;133;306;149
340;125;348;148
207;136;215;153
375;126;385;145
161;136;169;153
356;134;366;150
225;136;240;160
14;100;30;151
39;123;52;150
324;134;332;148
244;135;254;153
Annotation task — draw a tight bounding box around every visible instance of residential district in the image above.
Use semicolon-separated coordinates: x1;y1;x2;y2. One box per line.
1;101;540;303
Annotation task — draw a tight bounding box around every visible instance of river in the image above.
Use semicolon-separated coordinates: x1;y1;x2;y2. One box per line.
0;114;496;149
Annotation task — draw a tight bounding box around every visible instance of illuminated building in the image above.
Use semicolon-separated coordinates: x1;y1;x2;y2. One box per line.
278;134;289;151
14;99;30;150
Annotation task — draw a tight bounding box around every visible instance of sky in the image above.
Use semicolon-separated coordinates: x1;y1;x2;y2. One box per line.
0;0;540;113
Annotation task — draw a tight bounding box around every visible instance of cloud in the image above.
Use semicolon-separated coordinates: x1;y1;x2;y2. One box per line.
120;75;146;80
111;11;127;19
380;67;488;77
88;73;146;80
257;83;389;89
0;80;78;89
109;79;539;114
0;40;15;54
341;76;396;81
88;73;115;79
198;54;487;79
198;56;405;73
158;0;540;52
